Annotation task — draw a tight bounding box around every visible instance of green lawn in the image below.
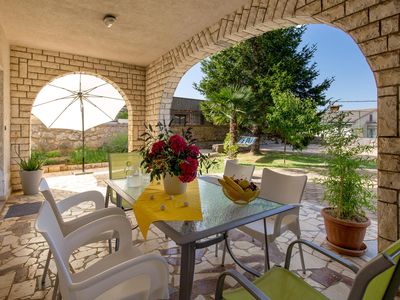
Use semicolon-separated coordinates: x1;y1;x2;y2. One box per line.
205;151;376;173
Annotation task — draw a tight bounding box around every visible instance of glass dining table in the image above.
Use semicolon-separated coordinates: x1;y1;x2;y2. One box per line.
105;176;296;300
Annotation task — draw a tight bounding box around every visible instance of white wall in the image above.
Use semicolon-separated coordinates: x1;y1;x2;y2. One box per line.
0;24;10;199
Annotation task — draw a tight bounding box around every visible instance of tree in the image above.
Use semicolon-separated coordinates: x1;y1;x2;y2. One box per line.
195;26;332;154
200;86;253;158
267;91;321;162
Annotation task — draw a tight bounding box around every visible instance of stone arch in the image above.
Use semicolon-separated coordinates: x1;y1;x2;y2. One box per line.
10;47;146;189
30;70;130;154
145;0;400;250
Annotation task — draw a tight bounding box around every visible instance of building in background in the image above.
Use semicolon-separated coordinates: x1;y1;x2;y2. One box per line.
171;97;206;125
328;105;377;138
346;108;377;138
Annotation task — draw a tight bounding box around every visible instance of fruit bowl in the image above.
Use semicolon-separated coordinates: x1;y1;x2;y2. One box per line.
218;175;260;205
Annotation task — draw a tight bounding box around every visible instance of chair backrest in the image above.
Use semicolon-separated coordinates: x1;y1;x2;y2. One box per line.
38;178;67;234
108;152;141;180
35;201;73;288
260;168;307;204
348;239;400;300
224;161;255;181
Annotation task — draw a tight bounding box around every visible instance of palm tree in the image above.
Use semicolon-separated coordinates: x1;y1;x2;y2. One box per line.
201;86;253;157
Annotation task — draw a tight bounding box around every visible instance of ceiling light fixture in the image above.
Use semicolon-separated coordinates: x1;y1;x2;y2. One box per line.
103;15;116;28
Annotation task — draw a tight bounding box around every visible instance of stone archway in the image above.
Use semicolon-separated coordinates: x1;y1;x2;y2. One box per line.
9;47;147;190
145;0;400;250
30;71;130;156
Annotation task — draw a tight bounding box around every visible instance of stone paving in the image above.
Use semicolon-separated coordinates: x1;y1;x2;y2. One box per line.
0;168;378;299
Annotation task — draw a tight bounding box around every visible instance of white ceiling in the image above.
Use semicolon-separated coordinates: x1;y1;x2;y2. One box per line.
0;0;249;66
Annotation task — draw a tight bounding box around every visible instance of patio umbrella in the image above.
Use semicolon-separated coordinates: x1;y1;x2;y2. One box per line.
32;73;125;173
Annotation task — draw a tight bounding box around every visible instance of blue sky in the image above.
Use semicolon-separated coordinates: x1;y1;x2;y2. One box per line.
174;24;377;110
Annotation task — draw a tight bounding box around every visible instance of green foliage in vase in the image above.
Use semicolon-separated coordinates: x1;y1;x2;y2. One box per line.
140;121;218;182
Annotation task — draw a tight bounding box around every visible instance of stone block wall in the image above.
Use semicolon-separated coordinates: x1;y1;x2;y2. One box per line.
31;117;128;152
10;46;146;189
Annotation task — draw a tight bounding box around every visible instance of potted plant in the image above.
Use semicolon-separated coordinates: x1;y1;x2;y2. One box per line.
140;121;216;195
320;112;375;256
17;152;45;195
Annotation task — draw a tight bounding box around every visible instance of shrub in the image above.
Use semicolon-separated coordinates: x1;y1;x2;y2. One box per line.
223;133;238;159
116;110;128;119
103;133;128;153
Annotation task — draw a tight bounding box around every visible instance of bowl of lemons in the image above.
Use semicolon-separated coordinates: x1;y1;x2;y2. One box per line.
218;175;260;205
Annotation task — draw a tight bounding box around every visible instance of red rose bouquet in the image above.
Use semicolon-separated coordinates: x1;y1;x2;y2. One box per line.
140;122;215;183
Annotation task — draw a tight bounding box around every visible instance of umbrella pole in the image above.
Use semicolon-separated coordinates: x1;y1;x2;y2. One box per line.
81;97;85;173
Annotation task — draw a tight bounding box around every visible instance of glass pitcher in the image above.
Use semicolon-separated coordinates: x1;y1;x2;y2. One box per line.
125;161;141;187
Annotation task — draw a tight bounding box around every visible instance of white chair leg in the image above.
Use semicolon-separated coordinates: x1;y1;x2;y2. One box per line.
41;249;52;286
52;275;59;300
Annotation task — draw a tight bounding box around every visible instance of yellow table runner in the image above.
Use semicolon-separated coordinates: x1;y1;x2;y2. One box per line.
133;179;203;239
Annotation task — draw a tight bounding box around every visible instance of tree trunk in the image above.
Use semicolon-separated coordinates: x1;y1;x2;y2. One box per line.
283;141;287;164
230;114;238;144
251;125;262;155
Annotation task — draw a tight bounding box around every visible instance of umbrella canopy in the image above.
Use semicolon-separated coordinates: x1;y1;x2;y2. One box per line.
32;73;125;131
32;73;126;173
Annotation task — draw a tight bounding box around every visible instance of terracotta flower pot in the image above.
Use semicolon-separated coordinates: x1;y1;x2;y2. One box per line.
163;174;187;195
20;169;43;195
321;207;370;251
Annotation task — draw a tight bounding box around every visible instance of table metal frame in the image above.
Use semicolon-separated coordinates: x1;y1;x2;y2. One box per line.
105;178;295;299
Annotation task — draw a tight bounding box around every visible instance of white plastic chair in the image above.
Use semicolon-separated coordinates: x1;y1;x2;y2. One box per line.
223;160;255;180
222;168;307;273
36;201;170;300
214;161;256;257
38;178;125;288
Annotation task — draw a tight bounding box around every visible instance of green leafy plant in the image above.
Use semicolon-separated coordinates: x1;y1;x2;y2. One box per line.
267;91;322;163
140;121;217;182
16;152;45;171
320;111;375;222
116;110;128;119
103;133;128;153
223;133;238;159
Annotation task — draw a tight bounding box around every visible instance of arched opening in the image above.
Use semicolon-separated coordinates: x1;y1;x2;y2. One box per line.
29;72;130;172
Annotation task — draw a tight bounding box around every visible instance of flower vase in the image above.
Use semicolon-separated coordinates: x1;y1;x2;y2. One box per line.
163;174;187;195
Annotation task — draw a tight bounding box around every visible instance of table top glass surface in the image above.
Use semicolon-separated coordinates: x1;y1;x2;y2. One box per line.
108;177;285;238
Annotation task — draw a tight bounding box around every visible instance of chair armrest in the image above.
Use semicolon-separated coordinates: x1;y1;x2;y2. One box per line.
63;207;126;234
57;191;105;213
272;205;300;237
284;239;359;273
215;269;270;300
64;215;132;256
72;253;168;293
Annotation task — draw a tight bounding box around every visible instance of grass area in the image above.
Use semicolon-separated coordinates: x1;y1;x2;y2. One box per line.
205;150;377;173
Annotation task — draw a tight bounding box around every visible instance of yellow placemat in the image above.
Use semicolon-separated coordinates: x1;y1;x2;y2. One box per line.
133;179;203;239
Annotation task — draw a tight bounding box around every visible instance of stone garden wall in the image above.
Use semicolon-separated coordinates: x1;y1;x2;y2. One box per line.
31;119;227;152
30;117;128;152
